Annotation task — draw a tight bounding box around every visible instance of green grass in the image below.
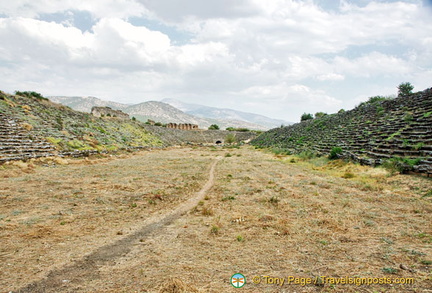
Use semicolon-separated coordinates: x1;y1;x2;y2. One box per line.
0;91;163;153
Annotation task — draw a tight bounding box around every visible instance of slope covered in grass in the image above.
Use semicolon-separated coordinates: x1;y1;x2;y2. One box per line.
0;91;163;155
251;88;432;174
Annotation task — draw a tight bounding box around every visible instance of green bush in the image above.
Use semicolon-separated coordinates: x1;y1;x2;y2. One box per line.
328;147;343;160
15;91;48;101
226;127;250;132
300;113;313;121
208;124;220;130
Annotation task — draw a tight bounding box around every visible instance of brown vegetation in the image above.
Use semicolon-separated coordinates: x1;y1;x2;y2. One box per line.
0;146;431;292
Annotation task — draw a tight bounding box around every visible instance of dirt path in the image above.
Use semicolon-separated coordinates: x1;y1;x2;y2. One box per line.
17;156;221;293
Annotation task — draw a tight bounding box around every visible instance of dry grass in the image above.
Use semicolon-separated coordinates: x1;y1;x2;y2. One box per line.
0;146;431;292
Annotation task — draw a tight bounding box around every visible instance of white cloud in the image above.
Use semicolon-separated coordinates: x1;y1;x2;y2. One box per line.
1;0;146;19
137;0;260;23
0;0;431;121
317;73;345;81
334;52;414;77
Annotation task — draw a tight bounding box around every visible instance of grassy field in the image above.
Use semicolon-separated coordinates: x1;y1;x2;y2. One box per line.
0;146;431;292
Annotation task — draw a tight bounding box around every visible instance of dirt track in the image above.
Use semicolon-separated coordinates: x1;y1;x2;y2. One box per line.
17;156;222;292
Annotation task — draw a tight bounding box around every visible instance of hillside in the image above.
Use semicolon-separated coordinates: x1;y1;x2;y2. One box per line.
0;91;163;162
49;96;270;130
162;98;292;129
124;101;209;126
252;88;432;174
48;96;129;112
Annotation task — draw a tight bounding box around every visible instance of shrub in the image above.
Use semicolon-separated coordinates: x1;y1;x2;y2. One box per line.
15;91;48;101
300;113;313;121
328;147;343;160
226;127;250;132
208;124;220;130
315;112;327;118
225;133;236;144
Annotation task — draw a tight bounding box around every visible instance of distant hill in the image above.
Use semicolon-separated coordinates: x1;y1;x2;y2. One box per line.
162;98;292;129
124;101;209;126
49;96;274;130
49;96;129;112
251;88;432;174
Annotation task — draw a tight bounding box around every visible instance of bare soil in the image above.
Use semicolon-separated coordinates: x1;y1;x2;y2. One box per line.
1;146;431;292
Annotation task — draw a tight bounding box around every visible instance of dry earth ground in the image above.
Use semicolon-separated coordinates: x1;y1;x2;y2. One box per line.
0;146;431;292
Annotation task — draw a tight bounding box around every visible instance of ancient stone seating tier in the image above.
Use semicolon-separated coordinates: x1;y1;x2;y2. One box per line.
252;88;432;175
0;112;56;162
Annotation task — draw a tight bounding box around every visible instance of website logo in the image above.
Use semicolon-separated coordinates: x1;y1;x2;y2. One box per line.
231;273;246;288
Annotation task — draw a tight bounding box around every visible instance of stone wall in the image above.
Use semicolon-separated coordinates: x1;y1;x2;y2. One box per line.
142;125;256;145
91;107;130;119
166;123;199;130
252;88;432;174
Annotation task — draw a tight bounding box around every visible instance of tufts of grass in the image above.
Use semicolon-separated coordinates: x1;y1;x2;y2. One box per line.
342;172;355;179
221;196;235;201
382;267;398;274
422;190;432;198
210;225;220;235
268;196;279;205
201;206;214;216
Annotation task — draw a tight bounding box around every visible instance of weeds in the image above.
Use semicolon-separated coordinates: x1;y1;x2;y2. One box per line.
201;206;214;216
210;225;220;235
221;196;235;201
382;267;398;274
268;196;279;205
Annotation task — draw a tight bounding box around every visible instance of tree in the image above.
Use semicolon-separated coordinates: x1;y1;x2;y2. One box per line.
300;113;313;121
398;82;414;96
208;124;220;130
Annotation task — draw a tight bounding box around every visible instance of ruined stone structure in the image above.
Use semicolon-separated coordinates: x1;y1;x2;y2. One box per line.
166;123;199;130
252;88;432;175
0;112;55;162
142;125;256;145
91;107;129;120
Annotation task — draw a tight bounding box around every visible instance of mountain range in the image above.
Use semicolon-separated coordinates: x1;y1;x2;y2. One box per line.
49;96;291;130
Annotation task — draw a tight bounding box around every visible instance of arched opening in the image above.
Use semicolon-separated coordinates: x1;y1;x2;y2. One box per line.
215;140;222;145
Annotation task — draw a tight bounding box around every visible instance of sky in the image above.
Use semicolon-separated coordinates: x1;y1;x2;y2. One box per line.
0;0;431;122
